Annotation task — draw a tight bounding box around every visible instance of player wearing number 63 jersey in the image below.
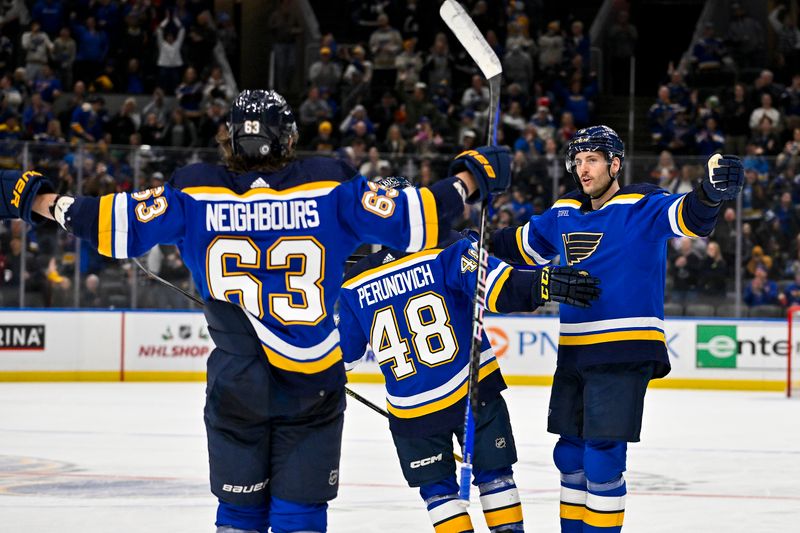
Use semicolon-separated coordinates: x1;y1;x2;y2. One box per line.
0;90;512;533
338;200;601;532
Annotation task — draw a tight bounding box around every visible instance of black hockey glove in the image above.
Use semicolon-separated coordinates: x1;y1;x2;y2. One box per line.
448;145;511;203
701;154;744;204
0;169;54;224
534;266;601;308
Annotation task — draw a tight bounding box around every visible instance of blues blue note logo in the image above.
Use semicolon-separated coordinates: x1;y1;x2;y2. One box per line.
562;232;603;265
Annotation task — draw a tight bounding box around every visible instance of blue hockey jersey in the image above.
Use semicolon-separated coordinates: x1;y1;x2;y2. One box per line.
63;157;465;393
338;238;519;437
494;183;721;375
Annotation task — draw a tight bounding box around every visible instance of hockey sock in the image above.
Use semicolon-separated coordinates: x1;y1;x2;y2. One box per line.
559;471;586;533
474;467;523;532
583;476;625;532
215;500;269;533
268;496;327;533
420;478;475;533
553;436;586;533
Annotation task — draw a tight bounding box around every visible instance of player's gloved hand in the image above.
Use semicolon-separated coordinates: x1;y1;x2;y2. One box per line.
701;154;743;203
448;145;511;203
0;170;54;224
533;266;601;308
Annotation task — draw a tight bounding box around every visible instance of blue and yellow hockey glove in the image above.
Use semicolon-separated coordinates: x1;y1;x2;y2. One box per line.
448;145;511;203
535;266;601;308
701;154;744;203
0;170;54;224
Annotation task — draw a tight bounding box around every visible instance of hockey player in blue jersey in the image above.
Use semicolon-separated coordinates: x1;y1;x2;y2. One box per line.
338;177;601;533
0;90;513;533
491;125;744;533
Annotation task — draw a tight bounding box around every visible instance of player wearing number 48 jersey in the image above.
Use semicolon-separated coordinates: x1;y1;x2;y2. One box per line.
0;90;512;533
338;178;600;533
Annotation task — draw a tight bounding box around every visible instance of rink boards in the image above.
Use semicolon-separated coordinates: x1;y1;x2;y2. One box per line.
0;310;789;391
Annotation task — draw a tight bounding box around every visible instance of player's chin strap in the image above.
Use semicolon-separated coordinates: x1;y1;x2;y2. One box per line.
129;257;425;442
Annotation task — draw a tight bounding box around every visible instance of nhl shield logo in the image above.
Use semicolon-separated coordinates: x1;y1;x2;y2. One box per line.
495;437;506;449
328;469;339;485
562;232;603;265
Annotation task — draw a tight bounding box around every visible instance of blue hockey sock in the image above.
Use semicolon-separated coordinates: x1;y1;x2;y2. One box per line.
215;499;269;533
269;496;327;533
420;477;474;532
583;476;626;533
475;467;524;532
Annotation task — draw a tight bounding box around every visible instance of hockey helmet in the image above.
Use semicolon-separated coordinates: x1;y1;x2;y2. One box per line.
565;125;625;187
228;89;298;159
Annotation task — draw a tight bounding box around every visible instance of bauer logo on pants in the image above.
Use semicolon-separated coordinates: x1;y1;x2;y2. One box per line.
0;325;45;350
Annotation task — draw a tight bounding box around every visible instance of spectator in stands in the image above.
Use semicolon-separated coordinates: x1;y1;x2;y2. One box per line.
80;273;107;308
142;87;168;127
768;5;800;80
650;150;679;186
752;69;784;106
343;44;373;87
155;12;185;94
776;128;800;172
52;26;75;89
21;21;53;80
184;11;217;75
649;86;677;148
369;13;402;94
741;167;769;213
69;95;106;143
663;163;699;195
175;66;203;121
559;77;596;128
121;57;145;94
32;0;64;38
163;107;197;148
665;107;696;155
744;266;779;307
21;92;52;139
747;245;774;277
781;74;800;132
780;270;800;308
298;86;332;139
671;237;701;303
72;16;109;86
750;115;780;156
370;90;398;142
37;117;64;143
421;33;454;88
309;46;342;95
358;146;390;180
203;65;235;105
605;9;637;94
774;191;800;239
381;123;408;164
395;37;422;94
727;2;764;69
698;241;727;299
713;207;737;267
690;22;729;72
538;20;564;79
695;116;725;156
309;120;335;153
403;82;439;135
503;44;533;94
531;104;555;142
411;116;442;156
108;97;139;146
461;74;490;111
665;65;690;108
722;82;750;155
139;111;164;146
509;186;534;223
268;0;302;94
565;20;591;66
749;93;782;132
505;20;535;56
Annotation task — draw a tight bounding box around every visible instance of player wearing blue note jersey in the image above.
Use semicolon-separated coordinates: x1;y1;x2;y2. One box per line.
491;125;744;533
0;90;512;533
338;180;601;533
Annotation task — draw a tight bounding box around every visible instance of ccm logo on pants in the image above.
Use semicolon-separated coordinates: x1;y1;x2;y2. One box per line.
410;453;443;469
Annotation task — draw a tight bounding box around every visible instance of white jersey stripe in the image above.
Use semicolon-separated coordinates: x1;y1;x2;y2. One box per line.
403;187;424;252
480;486;520;510
559;317;665;334
667;195;686;237
522;222;551;265
586;492;625;512
428;498;468;524
342;252;440;289
561;486;587;505
244;312;340;362
184;187;337;202
386;349;494;407
113;193;129;259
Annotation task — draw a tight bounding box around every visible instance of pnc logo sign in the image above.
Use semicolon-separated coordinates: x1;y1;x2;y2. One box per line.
485;326;509;358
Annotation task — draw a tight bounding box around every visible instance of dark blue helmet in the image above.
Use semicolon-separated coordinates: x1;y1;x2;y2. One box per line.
565;125;625;184
376;176;413;190
228;90;298;160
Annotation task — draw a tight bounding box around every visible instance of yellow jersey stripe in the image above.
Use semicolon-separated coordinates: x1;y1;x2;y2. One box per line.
560;503;585;521
515;226;536;265
419;187;438;249
584;509;625;528
182;181;340;197
342;249;442;288
608;193;644;202
387;360;499;418
97;194;115;257
486;267;512;312
262;345;342;374
559;329;666;345
676;196;699;237
553;199;582;208
433;513;473;533
484;504;523;528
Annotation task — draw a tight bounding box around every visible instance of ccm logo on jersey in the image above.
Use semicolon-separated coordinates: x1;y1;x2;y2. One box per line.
222;478;269;493
410;453;443;469
456;150;496;178
10;171;41;208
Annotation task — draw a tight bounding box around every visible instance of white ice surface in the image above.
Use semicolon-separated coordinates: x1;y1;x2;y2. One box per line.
0;383;798;532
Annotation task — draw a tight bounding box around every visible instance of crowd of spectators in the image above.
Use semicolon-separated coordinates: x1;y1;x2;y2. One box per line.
0;0;798;316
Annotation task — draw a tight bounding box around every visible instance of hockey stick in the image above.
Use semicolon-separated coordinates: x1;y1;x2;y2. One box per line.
440;0;502;505
130;258;394;425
